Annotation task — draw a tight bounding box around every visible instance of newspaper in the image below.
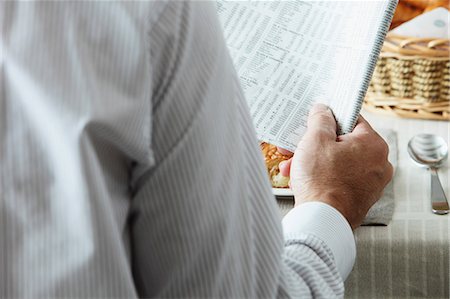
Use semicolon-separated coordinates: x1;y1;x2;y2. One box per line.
217;1;396;151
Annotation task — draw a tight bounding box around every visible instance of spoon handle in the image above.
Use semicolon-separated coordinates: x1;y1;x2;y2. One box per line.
430;168;449;215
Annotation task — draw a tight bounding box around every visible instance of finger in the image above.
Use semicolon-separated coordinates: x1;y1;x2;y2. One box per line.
279;158;292;177
277;147;293;156
304;103;337;141
351;115;375;134
338;115;376;141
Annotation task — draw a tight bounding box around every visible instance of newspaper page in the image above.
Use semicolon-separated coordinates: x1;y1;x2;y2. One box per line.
217;1;394;151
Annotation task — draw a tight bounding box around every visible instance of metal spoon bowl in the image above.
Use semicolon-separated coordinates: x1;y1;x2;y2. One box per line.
408;134;449;215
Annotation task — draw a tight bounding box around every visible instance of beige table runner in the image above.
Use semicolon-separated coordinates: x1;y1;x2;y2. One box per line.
344;111;450;298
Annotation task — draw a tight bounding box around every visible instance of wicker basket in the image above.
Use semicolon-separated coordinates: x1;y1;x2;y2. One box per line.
365;34;450;120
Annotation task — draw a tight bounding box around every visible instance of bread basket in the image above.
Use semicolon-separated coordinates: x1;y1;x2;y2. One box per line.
364;34;450;120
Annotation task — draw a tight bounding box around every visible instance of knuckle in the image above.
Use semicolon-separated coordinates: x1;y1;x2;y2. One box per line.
367;133;389;157
386;162;394;180
375;161;393;183
374;167;386;180
380;139;389;155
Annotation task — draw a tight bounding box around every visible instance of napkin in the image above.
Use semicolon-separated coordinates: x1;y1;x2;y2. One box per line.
390;8;450;39
276;129;397;226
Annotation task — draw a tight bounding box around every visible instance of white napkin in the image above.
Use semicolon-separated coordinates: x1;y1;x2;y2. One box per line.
391;8;450;39
276;129;397;226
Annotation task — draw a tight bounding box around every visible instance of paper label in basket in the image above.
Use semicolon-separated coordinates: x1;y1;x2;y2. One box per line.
217;1;397;152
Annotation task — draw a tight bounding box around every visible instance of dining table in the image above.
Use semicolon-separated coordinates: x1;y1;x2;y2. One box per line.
277;109;450;298
345;109;450;299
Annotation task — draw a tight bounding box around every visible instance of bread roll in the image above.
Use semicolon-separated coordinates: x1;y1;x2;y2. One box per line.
391;1;423;29
402;0;431;10
260;142;292;188
423;0;450;12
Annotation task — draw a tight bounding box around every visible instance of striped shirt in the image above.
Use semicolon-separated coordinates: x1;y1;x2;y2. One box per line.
0;1;355;297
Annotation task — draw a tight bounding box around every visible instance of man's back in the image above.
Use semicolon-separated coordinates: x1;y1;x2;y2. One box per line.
0;2;289;297
1;2;155;296
0;2;370;298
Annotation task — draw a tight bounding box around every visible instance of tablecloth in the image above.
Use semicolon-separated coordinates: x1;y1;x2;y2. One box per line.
277;110;450;298
344;111;449;298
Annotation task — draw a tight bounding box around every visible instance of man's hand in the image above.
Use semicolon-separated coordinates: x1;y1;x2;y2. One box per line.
279;104;393;230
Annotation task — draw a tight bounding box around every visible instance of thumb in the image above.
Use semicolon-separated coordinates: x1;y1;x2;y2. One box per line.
279;158;292;177
304;104;337;141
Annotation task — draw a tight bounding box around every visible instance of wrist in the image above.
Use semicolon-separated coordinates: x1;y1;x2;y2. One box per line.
294;191;363;230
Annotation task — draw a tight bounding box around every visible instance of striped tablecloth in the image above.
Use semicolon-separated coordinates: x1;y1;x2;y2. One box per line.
278;110;450;298
345;111;450;298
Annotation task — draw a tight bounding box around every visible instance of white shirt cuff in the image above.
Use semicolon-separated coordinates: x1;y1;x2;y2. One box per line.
282;201;356;280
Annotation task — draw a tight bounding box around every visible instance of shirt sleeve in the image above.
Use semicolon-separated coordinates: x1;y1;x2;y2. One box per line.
282;202;356;280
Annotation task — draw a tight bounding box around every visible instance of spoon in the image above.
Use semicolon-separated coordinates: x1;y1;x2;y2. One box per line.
407;134;449;215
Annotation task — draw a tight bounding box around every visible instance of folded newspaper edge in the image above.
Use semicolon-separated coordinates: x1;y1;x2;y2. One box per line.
218;0;398;152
